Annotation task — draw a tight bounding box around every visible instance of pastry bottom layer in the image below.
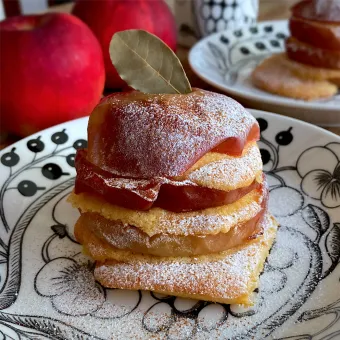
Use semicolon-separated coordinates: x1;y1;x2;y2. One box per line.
80;214;278;305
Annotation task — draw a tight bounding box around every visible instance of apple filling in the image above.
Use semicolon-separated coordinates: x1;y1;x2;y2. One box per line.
289;16;340;51
286;36;340;70
75;206;266;257
72;179;269;257
74;145;263;212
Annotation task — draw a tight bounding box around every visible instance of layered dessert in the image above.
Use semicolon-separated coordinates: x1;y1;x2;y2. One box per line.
69;88;278;305
252;0;340;100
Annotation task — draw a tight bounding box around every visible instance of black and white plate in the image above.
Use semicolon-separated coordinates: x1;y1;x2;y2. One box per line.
189;20;340;127
0;111;339;339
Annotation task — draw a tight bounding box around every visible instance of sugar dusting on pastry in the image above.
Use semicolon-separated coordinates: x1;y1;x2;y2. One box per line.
87;89;258;178
70;83;275;309
75;142;263;206
315;0;340;20
68;187;265;237
187;142;263;191
75;209;265;257
94;214;278;306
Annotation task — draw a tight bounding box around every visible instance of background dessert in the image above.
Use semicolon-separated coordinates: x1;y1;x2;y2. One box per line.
252;0;340;101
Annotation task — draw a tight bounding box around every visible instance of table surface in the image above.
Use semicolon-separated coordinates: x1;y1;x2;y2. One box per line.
0;0;338;150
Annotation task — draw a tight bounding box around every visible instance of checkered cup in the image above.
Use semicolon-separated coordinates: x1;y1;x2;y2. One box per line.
175;0;259;47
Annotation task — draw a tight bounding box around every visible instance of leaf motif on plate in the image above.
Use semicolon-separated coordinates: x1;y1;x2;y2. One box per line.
207;42;228;70
301;204;330;239
224;70;237;86
109;30;192;94
225;59;256;86
51;224;67;238
0;312;102;339
325;223;340;264
278;335;312;340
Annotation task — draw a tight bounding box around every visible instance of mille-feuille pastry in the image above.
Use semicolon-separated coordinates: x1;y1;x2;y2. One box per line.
252;0;340;100
69;29;278;306
68;88;278;305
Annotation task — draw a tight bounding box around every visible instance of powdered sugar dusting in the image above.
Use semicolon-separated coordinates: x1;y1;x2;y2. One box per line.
94;214;278;304
87;89;257;178
299;0;340;22
187;143;262;191
155;199;260;236
77;208;265;257
69;188;264;237
75;145;262;209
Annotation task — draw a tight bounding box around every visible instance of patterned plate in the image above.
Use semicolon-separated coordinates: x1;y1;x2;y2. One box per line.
0;111;339;339
189;20;340;127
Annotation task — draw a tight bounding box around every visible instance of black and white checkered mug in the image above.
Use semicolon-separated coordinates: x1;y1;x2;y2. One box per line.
175;0;259;47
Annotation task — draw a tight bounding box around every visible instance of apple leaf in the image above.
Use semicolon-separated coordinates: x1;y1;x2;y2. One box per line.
109;30;192;94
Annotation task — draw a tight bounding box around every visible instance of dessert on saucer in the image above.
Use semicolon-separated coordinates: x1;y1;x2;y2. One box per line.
69;30;278;306
252;0;340;101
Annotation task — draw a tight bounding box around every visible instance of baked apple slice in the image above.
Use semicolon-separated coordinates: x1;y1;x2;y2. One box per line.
290;16;340;51
87;89;259;179
75;204;267;257
75;149;261;212
286;37;340;69
292;0;340;23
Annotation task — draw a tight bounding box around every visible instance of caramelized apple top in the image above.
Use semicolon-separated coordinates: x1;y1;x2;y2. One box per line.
87;88;259;178
292;0;340;23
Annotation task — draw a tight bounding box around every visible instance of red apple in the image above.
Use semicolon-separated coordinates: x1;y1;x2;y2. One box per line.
72;0;177;89
0;13;105;137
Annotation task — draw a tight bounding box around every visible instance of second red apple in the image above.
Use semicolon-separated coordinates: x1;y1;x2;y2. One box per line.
73;0;177;89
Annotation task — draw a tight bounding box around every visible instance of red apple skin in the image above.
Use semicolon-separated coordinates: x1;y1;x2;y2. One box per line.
72;0;177;89
286;36;340;70
291;0;340;23
290;16;340;51
0;13;105;137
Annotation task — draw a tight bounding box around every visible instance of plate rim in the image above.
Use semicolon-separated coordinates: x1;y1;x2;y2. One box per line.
249;108;340;140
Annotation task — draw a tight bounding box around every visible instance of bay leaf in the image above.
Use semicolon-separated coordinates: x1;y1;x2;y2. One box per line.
109;29;192;94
